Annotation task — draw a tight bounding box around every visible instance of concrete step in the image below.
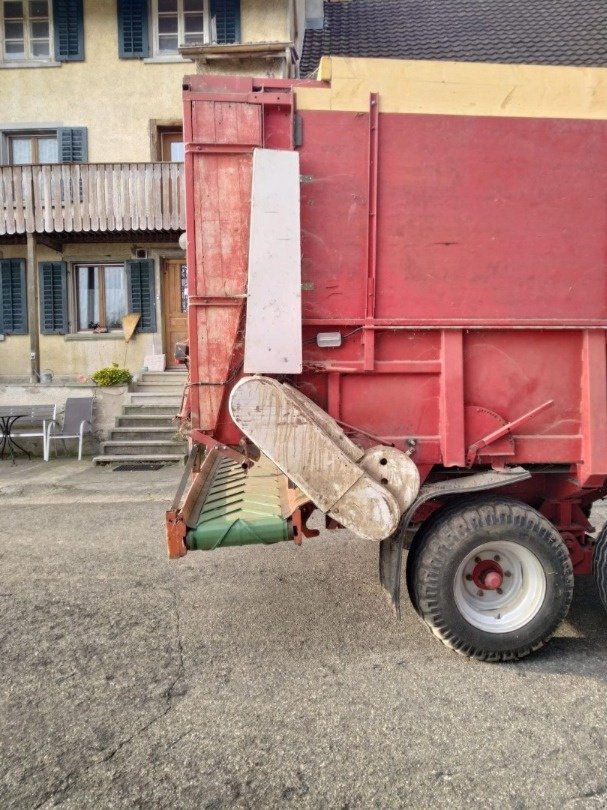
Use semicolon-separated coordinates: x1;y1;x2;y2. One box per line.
109;427;181;441
128;392;182;407
117;413;176;427
92;453;186;466
134;381;185;392
100;440;187;456
123;404;179;415
141;371;187;383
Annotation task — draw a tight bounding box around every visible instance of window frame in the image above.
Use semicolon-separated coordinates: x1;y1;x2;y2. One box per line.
150;0;209;57
6;129;58;164
1;0;54;64
73;262;128;333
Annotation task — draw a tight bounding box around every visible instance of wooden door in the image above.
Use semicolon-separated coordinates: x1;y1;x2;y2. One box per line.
162;259;188;367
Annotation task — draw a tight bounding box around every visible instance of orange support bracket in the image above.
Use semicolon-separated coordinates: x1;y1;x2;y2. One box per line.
165;509;188;559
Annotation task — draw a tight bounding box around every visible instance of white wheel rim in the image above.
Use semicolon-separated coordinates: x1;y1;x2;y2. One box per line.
453;540;547;634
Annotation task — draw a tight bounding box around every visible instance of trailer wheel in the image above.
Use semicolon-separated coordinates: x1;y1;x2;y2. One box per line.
593;523;607;614
406;496;573;661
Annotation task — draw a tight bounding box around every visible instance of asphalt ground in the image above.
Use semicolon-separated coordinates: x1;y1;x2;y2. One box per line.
1;460;606;808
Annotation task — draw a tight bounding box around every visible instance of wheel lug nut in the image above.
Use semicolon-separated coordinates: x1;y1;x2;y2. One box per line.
494;554;501;562
504;571;512;578
477;589;484;597
474;556;481;563
466;574;472;581
497;588;503;595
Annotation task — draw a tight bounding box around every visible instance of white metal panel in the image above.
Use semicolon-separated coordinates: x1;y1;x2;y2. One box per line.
244;148;302;374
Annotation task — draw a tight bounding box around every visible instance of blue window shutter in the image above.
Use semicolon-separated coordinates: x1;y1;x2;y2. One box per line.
127;260;156;333
118;0;150;58
0;259;28;335
39;262;68;335
57;128;88;163
210;0;240;44
53;0;84;61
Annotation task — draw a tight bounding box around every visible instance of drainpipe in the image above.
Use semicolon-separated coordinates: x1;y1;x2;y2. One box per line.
26;232;40;383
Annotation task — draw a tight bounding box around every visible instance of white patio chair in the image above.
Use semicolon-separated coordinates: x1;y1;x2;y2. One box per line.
44;398;94;461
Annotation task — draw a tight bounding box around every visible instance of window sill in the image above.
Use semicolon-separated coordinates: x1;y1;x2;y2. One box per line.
143;55;193;64
65;332;127;341
0;60;61;69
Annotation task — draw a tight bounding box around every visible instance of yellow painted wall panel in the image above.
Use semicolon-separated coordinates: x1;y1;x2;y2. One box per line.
297;57;607;120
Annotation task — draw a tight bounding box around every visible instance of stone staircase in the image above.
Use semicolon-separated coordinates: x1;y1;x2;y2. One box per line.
92;370;188;465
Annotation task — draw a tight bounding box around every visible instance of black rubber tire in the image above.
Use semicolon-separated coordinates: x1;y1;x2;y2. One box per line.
593;523;607;615
406;495;574;662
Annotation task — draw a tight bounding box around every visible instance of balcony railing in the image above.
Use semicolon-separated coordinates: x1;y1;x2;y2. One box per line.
0;162;185;236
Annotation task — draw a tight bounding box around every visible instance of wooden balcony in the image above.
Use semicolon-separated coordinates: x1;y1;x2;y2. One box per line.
0;162;185;236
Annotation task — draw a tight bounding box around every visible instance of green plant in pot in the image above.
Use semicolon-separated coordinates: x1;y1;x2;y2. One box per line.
92;363;133;387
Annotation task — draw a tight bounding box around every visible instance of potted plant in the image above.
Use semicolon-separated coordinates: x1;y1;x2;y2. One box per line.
91;363;133;387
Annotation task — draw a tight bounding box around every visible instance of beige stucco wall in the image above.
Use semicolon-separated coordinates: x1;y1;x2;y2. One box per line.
242;0;290;42
0;0;293;161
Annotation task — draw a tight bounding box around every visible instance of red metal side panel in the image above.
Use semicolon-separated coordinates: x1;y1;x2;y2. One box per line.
299;112;369;320
375;114;607;325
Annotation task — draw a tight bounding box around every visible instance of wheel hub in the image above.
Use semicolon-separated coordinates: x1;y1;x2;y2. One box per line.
471;559;504;590
454;540;547;633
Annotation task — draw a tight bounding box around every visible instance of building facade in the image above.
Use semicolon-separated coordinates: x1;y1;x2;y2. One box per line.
0;0;307;382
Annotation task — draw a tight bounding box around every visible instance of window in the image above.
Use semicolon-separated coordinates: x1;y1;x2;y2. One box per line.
39;259;156;335
2;0;52;61
76;264;127;331
8;131;58;164
118;0;239;58
153;0;205;55
155;126;183;161
1;127;87;165
0;0;83;64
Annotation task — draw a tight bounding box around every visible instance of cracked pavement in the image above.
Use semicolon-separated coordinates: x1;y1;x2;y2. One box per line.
1;460;607;808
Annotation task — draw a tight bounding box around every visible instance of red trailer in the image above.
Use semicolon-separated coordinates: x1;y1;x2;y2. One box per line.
167;57;607;661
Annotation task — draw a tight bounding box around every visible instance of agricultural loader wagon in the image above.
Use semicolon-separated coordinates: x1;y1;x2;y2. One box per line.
166;57;607;661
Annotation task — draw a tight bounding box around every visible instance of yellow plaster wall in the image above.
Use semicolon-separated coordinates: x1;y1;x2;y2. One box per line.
241;0;289;42
296;57;607;119
0;0;292;161
0;334;30;375
40;333;154;377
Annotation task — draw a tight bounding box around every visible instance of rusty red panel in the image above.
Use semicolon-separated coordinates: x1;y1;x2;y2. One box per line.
192;101;262;145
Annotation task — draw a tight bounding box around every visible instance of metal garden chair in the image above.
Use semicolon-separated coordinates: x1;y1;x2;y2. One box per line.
44;398;94;461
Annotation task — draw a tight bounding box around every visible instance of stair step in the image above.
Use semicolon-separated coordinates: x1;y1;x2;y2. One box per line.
128;393;182;407
117;414;176;426
141;371;187;383
110;425;179;441
101;441;187;456
123;405;178;415
110;427;181;441
135;381;186;390
92;453;186;466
